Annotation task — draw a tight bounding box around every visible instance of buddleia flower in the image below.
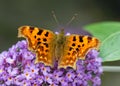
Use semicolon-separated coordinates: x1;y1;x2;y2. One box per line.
0;40;102;86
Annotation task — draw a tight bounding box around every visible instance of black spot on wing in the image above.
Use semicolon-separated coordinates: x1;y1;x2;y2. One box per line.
72;51;76;55
38;46;44;51
82;44;84;47
79;36;83;42
43;38;47;42
29;26;34;33
69;47;73;51
43;43;49;48
37;38;41;41
37;42;41;45
44;32;49;37
40;46;44;51
45;49;49;52
68;53;70;55
72;43;75;46
87;37;92;40
34;35;36;38
78;45;81;47
29;26;34;30
37;30;43;35
73;36;76;41
76;48;79;51
87;37;92;43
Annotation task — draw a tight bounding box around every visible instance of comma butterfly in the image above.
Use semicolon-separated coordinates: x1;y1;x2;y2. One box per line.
18;26;100;69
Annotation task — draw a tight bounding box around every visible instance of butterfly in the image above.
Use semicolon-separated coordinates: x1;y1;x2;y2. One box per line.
18;26;100;69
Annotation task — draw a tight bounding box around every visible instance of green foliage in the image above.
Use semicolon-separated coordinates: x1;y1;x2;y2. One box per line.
100;32;120;61
84;22;120;62
84;22;120;41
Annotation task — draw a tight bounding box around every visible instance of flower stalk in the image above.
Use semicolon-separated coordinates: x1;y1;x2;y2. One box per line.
103;66;120;72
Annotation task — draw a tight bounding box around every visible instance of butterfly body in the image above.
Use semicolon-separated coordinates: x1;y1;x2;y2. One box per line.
54;29;66;60
18;26;100;69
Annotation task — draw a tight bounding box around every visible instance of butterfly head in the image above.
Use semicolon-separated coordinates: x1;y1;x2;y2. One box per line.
60;28;65;35
55;28;66;45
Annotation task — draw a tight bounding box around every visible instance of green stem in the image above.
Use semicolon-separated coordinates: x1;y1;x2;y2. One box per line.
103;66;120;72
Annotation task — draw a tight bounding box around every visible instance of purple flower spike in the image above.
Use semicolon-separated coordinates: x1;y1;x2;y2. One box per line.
0;40;102;86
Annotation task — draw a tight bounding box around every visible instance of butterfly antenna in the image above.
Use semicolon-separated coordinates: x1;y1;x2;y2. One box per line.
66;13;78;26
52;11;60;26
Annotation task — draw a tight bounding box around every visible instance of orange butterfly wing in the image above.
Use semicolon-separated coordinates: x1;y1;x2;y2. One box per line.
58;35;100;69
18;26;56;67
18;26;100;69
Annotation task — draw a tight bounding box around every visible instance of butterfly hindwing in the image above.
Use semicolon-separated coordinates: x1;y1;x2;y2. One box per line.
58;34;100;69
18;26;56;67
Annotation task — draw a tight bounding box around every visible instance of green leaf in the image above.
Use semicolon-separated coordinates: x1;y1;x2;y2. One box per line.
84;22;120;62
84;22;120;41
100;32;120;62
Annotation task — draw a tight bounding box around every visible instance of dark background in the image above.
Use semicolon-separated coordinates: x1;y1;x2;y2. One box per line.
0;0;120;86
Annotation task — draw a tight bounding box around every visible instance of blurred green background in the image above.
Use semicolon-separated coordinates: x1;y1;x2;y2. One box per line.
0;0;120;86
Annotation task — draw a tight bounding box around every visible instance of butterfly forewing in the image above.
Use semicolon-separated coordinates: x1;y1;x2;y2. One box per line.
18;26;56;67
58;34;100;69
